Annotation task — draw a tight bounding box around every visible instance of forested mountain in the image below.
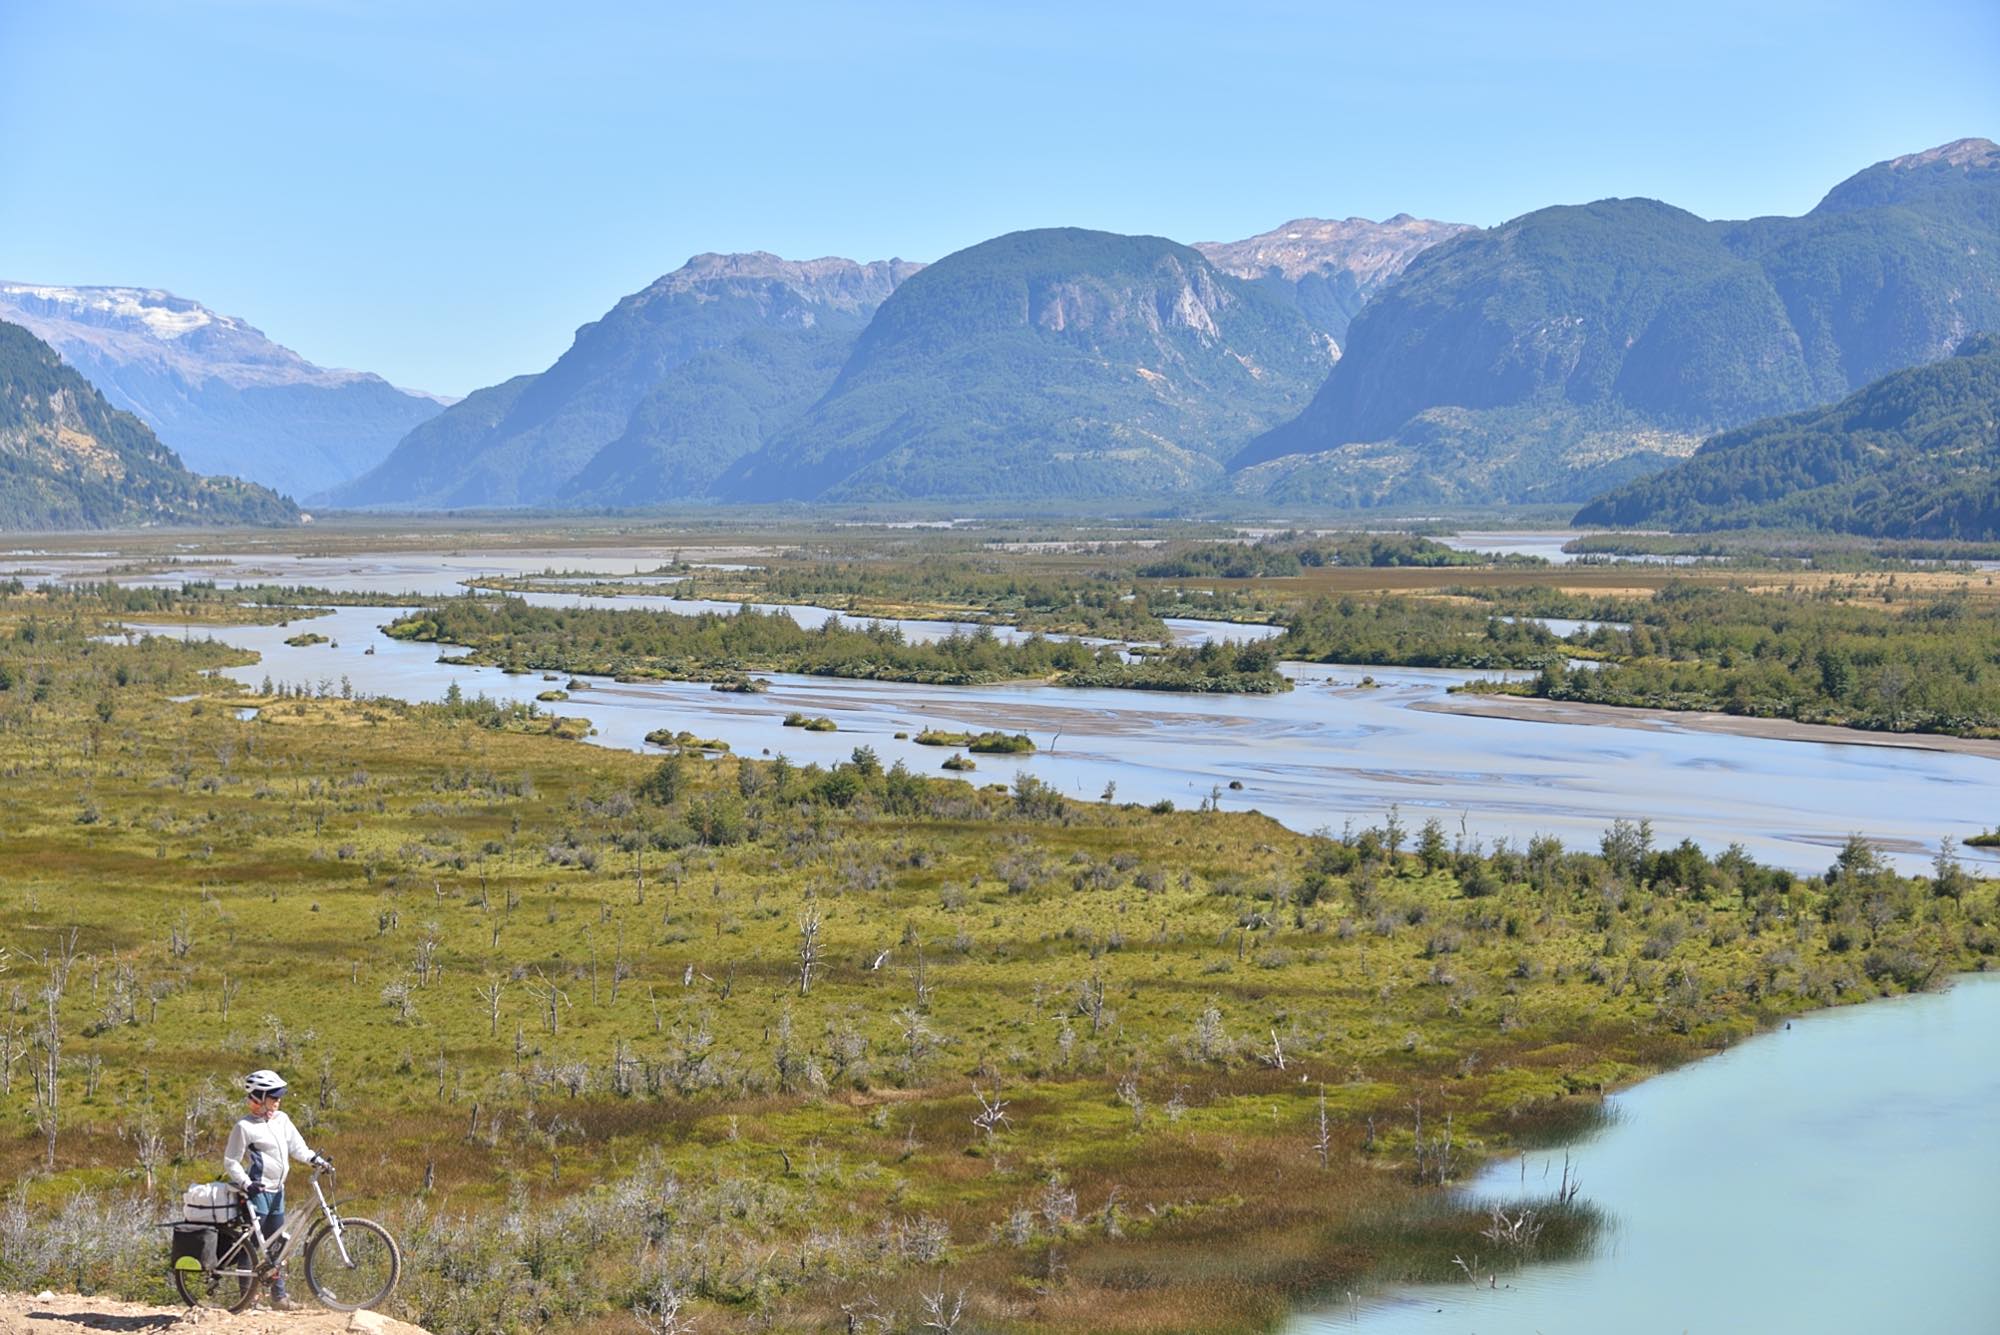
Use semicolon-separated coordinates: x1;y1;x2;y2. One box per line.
1574;332;2000;537
332;253;919;508
557;325;856;506
0;283;444;499
1232;138;2000;504
1192;214;1470;347
0;321;297;529
718;229;1333;502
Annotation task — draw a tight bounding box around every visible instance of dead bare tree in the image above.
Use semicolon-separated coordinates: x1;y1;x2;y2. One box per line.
181;1081;225;1160
1312;1084;1332;1170
1480;1204;1545;1250
797;903;823;996
1556;1151;1583;1205
1076;971;1107;1034
475;975;505;1038
633;1277;696;1334
1411;1101;1458;1186
0;1022;21;1097
919;1288;966;1333
529;969;570;1036
133;1116;167;1194
840;1294;890;1334
31;951;70;1169
970;1086;1010;1141
411;921;444;986
1115;1075;1145;1130
380;980;417;1024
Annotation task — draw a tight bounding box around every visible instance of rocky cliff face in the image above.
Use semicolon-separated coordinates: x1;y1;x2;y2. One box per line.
1194;214;1472;346
648;252;924;310
0;284;444;498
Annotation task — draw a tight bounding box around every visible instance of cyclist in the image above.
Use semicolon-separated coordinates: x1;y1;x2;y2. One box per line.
223;1069;332;1311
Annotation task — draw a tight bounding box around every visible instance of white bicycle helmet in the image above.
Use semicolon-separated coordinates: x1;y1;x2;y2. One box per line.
242;1068;288;1097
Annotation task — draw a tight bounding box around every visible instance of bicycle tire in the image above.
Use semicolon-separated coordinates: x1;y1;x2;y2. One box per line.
172;1262;259;1313
304;1215;401;1311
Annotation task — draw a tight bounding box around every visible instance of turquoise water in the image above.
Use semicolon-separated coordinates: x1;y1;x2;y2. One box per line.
1291;972;2000;1335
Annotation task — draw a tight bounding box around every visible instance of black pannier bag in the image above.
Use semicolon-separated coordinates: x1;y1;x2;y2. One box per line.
170;1223;218;1273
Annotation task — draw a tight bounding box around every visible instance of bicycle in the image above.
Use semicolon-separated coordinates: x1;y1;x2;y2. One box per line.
171;1165;401;1313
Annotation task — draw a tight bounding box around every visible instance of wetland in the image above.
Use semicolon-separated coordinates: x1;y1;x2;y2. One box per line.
0;518;1994;1333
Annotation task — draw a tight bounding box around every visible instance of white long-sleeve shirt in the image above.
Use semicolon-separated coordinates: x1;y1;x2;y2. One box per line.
222;1109;317;1191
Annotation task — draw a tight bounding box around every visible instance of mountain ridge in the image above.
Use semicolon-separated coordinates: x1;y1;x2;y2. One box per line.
0;283;446;498
1229;139;2000;504
331;252;920;509
717;228;1334;502
1573;331;2000;538
0;320;298;530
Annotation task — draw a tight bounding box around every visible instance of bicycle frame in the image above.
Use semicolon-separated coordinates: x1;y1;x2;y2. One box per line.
203;1167;351;1281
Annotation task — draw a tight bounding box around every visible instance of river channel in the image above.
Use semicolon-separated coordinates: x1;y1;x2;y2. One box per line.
1291;971;2000;1334
110;579;2000;876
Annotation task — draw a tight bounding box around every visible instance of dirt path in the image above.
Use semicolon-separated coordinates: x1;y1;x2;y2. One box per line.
0;1293;429;1335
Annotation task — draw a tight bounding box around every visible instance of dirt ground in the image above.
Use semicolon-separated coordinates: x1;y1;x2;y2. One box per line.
0;1292;429;1335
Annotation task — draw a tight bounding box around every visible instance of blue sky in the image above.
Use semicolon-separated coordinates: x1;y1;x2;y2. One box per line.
2;1;1995;396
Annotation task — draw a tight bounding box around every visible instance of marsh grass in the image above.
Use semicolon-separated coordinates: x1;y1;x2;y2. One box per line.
1493;1095;1622;1150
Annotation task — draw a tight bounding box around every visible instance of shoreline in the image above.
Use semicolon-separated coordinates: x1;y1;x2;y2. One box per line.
1416;692;2000;760
1305;970;1998;1334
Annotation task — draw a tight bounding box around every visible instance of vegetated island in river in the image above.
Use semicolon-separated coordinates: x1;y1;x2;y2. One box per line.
384;597;1287;692
465;564;1179;641
914;728;1036;753
1455;581;2000;739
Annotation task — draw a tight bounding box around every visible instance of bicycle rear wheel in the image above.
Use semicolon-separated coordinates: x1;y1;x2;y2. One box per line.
172;1263;258;1313
304;1216;401;1311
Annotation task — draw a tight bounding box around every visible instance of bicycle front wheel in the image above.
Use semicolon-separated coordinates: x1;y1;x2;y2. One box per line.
304;1216;401;1311
172;1263;258;1313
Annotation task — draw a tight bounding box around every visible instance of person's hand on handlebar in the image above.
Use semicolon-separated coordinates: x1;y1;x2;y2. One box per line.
313;1155;334;1173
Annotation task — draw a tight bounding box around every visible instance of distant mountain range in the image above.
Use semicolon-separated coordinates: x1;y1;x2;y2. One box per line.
1574;332;2000;539
332;254;921;508
0;284;445;500
332;219;1456;510
1231;138;2000;504
10;138;1995;525
0;320;296;529
717;229;1334;502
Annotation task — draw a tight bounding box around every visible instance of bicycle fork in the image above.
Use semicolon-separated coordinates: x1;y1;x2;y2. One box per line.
311;1177;358;1268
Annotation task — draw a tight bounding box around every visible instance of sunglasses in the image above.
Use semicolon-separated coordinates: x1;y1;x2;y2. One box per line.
252;1091;286;1101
